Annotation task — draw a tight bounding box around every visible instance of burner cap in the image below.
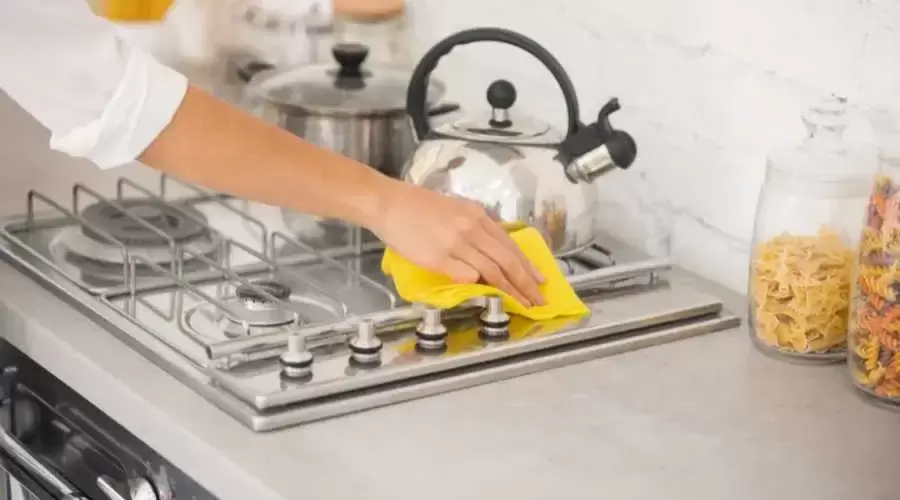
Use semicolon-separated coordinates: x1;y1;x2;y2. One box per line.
236;280;293;307
81;199;208;247
222;280;298;333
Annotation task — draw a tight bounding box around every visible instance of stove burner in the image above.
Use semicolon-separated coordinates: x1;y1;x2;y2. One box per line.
49;198;222;285
81;199;207;246
554;244;616;277
182;278;344;340
236;280;292;306
225;279;296;329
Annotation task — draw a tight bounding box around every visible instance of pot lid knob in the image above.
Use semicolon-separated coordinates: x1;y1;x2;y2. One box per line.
487;79;516;129
332;43;369;79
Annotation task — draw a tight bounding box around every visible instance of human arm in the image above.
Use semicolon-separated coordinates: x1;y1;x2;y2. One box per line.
0;0;188;168
141;86;545;306
0;0;544;306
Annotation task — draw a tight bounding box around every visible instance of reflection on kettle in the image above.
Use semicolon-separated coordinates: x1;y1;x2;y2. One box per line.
402;27;638;257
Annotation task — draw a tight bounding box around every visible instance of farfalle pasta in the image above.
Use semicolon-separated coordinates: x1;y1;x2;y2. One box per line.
750;228;855;354
850;175;900;401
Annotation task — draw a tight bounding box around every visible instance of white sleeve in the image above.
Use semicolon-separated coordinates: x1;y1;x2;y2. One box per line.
0;1;188;169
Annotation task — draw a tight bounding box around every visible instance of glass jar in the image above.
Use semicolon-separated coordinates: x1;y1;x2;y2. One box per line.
230;0;310;68
848;112;900;408
748;97;875;362
304;1;337;64
332;0;412;67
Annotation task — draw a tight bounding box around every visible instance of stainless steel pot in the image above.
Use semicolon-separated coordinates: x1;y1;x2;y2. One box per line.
241;43;457;179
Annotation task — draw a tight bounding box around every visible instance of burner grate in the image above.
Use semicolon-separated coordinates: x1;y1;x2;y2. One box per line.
3;174;400;367
81;198;208;246
2;172;673;369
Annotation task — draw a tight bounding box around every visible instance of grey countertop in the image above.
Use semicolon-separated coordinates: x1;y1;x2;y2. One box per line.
2;96;900;500
3;257;900;500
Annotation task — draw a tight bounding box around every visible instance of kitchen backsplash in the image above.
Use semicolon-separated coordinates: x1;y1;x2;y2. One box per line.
3;0;900;295
404;0;900;293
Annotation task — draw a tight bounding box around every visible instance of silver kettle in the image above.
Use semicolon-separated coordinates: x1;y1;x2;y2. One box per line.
402;27;638;256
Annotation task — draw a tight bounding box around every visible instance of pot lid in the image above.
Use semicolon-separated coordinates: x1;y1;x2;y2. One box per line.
442;79;554;144
245;43;441;116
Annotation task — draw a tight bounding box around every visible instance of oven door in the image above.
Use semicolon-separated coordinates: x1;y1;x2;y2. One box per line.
0;431;86;499
0;455;68;500
0;364;89;500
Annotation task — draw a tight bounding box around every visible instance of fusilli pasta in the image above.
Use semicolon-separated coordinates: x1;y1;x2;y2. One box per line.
851;175;900;400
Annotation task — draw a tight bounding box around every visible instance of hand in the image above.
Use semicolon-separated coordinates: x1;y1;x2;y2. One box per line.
369;182;546;307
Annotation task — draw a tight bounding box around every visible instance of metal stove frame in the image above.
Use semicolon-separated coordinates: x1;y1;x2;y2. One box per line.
0;173;741;431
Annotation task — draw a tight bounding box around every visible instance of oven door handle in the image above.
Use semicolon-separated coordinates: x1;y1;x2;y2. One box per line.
0;427;88;499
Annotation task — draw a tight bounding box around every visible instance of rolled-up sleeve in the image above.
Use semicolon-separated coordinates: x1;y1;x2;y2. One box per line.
0;1;188;169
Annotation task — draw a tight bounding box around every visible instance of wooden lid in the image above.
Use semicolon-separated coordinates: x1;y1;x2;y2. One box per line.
333;0;405;21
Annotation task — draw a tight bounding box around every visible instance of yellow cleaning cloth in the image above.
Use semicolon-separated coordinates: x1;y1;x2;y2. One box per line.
381;226;589;320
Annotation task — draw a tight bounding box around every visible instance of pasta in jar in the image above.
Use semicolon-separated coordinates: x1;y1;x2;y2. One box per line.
748;96;873;362
750;229;855;356
849;175;900;404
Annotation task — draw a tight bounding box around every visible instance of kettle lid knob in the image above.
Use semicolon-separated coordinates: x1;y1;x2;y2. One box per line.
486;79;517;128
487;80;517;110
332;43;369;78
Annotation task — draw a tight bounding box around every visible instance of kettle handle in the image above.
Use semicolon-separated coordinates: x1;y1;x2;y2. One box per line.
406;27;581;141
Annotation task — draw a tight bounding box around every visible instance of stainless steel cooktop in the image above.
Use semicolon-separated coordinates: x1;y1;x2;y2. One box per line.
0;173;740;432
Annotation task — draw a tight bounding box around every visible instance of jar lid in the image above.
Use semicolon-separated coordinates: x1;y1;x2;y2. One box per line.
245;42;442;117
333;0;405;21
869;107;900;161
767;96;876;180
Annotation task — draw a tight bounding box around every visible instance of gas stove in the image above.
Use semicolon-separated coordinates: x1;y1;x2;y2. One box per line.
0;173;739;432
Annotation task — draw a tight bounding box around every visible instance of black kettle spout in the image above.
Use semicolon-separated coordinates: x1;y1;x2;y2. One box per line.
557;97;638;184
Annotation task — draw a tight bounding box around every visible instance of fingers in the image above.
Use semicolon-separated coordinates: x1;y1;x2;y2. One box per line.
470;224;545;307
481;218;545;284
450;242;536;307
439;257;480;285
432;200;545;307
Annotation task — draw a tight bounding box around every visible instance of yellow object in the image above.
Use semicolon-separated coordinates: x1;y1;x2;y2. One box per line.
100;0;175;21
393;314;587;358
381;226;590;321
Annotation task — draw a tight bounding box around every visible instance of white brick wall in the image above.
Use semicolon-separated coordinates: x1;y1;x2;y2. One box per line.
3;0;898;295
407;0;900;292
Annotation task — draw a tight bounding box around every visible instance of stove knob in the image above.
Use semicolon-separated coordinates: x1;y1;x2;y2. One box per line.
97;476;159;500
415;306;448;354
479;296;510;341
129;477;159;500
348;320;383;367
279;334;314;380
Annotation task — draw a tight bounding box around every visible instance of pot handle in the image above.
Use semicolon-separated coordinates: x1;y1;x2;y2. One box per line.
406;27;581;141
